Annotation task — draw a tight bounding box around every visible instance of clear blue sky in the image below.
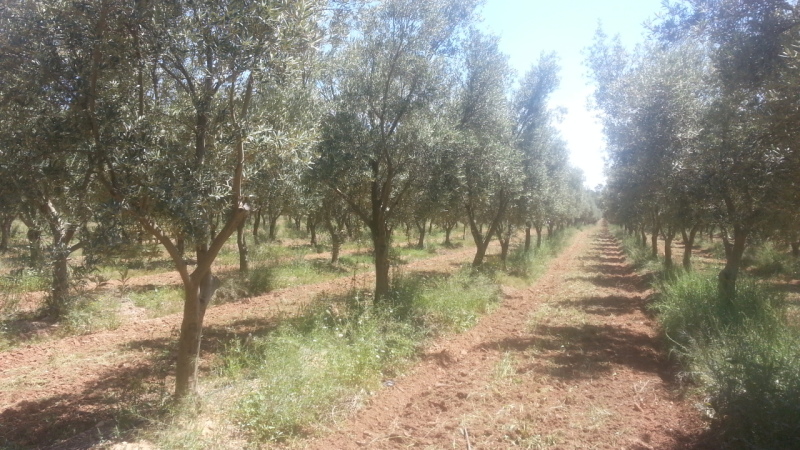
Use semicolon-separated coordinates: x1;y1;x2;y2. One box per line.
480;0;666;188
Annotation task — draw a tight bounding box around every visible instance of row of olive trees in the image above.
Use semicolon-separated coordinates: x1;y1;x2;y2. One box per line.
589;0;800;297
0;0;594;399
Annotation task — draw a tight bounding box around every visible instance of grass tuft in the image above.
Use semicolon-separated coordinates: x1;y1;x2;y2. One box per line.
61;295;121;335
212;268;501;444
650;270;800;447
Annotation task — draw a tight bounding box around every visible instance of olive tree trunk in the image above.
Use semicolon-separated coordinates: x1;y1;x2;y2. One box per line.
681;223;702;270
718;225;748;300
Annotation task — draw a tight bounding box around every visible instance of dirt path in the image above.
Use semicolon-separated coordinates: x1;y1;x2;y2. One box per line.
0;243;480;448
303;225;705;449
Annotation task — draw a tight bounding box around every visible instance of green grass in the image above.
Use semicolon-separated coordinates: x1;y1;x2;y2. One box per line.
626;242;800;447
208;268;501;444
613;229;659;270
61;295;122;335
129;287;184;318
744;241;800;278
0;268;48;314
494;229;577;288
405;268;499;334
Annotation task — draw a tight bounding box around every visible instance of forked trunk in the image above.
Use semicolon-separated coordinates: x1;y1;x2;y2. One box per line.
415;219;426;249
472;243;488;267
681;224;701;270
444;225;452;246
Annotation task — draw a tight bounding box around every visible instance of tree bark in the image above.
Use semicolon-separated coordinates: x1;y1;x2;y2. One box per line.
372;223;391;300
252;209;261;246
497;224;512;270
49;251;71;317
237;220;248;273
26;228;43;267
268;215;279;241
308;215;317;246
718;225;748;300
650;221;660;259
681;224;701;270
444;224;453;246
0;215;14;252
535;223;543;249
415;218;427;249
663;230;675;270
524;225;531;252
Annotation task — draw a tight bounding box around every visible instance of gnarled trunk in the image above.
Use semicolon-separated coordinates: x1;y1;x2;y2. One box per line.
681;224;701;270
415;218;427;249
650;221;660;259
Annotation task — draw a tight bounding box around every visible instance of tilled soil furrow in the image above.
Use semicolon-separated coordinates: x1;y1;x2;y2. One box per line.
306;225;705;449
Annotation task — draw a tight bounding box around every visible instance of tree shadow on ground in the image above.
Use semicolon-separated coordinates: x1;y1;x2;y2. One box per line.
475;323;670;382
565;273;648;293
558;294;652;317
0;316;283;449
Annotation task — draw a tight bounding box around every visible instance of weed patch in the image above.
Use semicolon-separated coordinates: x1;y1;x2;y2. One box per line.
648;268;799;446
207;269;500;444
61;295;121;335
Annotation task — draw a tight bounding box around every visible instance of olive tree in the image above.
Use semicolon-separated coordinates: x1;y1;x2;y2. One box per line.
315;0;479;299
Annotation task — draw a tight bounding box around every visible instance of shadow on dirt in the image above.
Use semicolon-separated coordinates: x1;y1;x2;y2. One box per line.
0;316;282;449
475;322;668;382
560;294;653;317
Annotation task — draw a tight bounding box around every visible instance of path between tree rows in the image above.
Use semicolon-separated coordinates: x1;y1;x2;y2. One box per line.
304;225;706;449
0;226;709;448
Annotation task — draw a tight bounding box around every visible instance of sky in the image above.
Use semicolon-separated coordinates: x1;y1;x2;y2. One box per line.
480;0;666;189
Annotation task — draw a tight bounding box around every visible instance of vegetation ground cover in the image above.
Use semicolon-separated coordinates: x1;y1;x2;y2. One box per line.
615;227;800;448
